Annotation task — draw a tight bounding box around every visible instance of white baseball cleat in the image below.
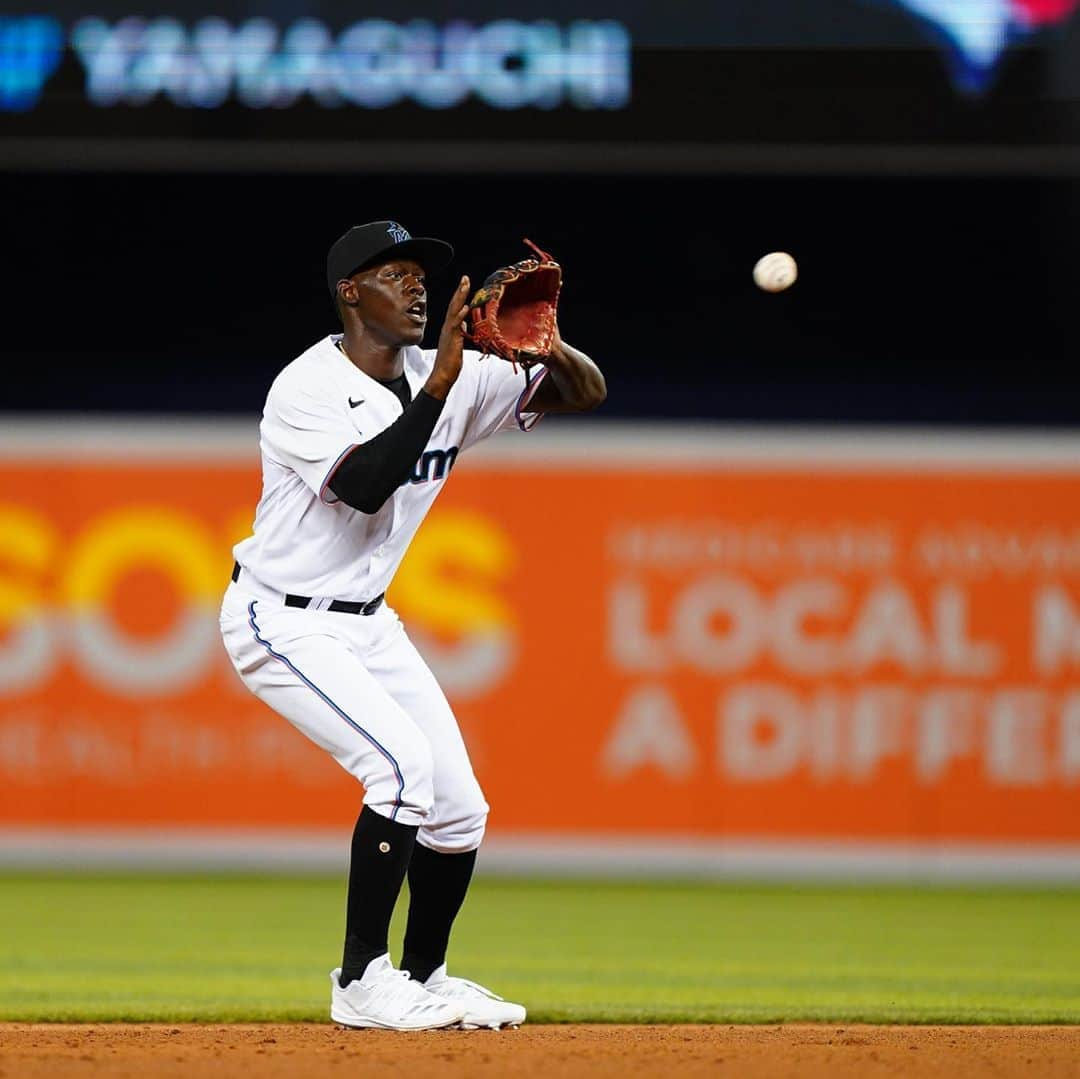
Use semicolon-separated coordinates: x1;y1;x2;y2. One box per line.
330;954;465;1030
422;964;527;1030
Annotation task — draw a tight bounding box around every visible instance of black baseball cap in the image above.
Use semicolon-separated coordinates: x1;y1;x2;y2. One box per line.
326;221;454;296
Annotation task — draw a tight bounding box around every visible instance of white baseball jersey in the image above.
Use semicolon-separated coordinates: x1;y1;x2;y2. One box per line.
233;334;547;601
221;332;547;850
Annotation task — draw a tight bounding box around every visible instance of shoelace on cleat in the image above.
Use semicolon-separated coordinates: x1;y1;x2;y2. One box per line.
360;968;451;1013
429;976;503;1002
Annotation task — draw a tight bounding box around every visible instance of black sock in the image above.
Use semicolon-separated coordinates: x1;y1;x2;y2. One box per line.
401;843;477;983
339;806;418;988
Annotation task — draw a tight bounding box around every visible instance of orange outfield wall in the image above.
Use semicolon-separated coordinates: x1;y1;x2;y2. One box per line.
1;427;1080;843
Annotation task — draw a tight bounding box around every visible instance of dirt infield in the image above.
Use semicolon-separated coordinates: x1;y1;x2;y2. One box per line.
2;1024;1078;1078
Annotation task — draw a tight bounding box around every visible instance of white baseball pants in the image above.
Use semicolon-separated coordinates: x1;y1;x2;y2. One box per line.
219;580;489;852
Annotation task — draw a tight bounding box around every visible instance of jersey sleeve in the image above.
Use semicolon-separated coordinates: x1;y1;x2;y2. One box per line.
460;351;549;450
260;379;359;504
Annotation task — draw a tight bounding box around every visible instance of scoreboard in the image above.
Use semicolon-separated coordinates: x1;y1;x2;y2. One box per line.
2;1;1079;172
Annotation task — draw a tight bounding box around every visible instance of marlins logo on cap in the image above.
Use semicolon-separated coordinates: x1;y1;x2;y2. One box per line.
881;0;1079;93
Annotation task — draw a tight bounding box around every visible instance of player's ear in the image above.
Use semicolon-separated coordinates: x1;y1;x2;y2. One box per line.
337;279;359;308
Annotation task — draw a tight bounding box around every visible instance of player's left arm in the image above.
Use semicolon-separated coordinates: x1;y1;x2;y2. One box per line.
527;325;606;414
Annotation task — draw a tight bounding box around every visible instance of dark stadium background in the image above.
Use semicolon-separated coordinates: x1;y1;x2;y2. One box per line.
4;170;1078;425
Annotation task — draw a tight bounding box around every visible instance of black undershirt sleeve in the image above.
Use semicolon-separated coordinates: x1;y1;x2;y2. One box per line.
328;389;446;513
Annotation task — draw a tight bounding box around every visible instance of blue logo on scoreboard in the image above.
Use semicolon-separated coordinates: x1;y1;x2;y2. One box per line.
883;0;1080;93
0;16;63;111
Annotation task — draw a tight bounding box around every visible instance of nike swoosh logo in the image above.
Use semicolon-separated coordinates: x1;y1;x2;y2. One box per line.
348;397;364;408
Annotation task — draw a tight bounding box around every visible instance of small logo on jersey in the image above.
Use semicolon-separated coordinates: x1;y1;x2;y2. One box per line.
386;222;411;244
882;0;1080;93
411;446;459;485
348;397;364;408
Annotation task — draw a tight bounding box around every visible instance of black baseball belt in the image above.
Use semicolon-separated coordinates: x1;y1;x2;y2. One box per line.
232;561;384;616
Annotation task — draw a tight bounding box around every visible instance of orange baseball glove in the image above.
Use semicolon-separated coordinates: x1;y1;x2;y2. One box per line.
466;239;562;367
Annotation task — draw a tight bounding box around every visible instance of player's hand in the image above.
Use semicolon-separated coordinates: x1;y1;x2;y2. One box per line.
425;275;470;400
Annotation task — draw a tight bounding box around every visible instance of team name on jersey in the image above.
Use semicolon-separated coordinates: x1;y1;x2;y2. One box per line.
410;446;459;485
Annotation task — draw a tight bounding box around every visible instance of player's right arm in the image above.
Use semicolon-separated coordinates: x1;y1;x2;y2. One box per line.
421;275;470;400
326;276;471;512
263;279;472;515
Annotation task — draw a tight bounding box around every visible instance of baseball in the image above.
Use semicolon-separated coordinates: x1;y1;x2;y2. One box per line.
753;251;798;292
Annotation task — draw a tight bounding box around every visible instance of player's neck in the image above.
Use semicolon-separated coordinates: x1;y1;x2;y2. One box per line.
337;330;405;382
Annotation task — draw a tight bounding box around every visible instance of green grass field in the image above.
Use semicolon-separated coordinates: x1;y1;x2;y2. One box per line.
1;875;1078;1024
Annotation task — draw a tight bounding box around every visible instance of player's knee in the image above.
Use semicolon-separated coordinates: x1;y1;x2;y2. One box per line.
424;790;490;852
396;737;436;819
456;797;489;850
353;733;435;824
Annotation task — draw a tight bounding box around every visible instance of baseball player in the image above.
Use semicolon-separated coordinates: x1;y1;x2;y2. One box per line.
219;221;606;1031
